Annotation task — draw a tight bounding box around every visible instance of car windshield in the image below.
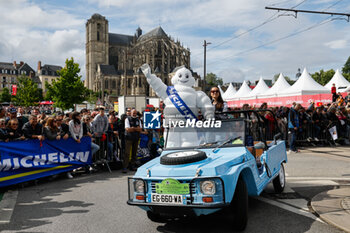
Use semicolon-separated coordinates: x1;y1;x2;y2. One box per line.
164;118;245;150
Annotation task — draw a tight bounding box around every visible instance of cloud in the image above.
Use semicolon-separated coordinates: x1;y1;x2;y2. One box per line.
1;0;349;85
219;68;246;83
325;39;348;49
0;0;85;79
0;0;83;29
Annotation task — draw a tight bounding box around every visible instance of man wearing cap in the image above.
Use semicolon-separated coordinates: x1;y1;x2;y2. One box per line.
17;107;28;124
6;108;24;131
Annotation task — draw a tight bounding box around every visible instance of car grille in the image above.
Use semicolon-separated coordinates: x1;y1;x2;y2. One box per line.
150;180;196;194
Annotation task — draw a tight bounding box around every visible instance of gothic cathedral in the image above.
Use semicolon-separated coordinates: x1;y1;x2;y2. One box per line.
85;13;197;98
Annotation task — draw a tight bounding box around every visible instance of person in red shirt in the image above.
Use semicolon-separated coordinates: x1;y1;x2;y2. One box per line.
331;83;337;102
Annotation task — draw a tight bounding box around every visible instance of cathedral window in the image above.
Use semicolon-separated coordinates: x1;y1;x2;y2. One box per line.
138;77;142;87
97;23;101;41
157;42;162;56
112;80;116;89
105;79;109;89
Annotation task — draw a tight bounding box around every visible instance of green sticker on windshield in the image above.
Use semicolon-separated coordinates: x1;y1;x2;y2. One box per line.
232;139;243;144
155;178;189;194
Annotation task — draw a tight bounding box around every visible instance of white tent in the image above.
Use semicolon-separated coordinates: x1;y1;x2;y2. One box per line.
229;80;252;99
244;76;269;98
278;68;329;97
218;85;225;97
324;69;350;91
222;83;236;100
343;85;350;92
259;73;291;98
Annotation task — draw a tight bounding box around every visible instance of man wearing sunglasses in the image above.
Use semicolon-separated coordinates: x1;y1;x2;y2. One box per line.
6;108;24;132
22;115;44;141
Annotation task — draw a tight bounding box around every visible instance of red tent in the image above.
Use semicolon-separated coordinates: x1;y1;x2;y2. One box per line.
40;101;54;105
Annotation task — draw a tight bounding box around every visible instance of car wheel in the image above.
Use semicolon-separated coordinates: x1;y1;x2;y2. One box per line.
160;150;207;165
229;177;248;231
273;163;285;193
146;211;164;223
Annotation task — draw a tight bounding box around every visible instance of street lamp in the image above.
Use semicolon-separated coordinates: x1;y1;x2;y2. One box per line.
203;40;211;92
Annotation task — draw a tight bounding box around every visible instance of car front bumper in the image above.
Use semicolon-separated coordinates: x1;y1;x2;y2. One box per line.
127;177;228;216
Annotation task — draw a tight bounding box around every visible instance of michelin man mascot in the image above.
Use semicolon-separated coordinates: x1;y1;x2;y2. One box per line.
141;64;214;147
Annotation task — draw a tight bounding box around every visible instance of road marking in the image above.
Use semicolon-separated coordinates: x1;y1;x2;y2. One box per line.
280;198;309;212
287;177;350;181
256;196;324;223
0;190;18;224
283;185;295;193
288;180;339;187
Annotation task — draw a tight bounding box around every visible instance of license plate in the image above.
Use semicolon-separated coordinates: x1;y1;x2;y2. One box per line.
151;194;184;205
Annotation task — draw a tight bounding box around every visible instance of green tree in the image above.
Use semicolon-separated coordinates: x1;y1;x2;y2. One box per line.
37;88;44;102
311;69;335;85
13;75;40;107
342;56;350;74
206;73;223;87
342;56;350;81
0;87;12;103
46;57;88;111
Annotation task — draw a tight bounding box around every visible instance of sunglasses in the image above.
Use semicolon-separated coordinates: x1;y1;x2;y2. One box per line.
11;123;18;126
211;90;219;93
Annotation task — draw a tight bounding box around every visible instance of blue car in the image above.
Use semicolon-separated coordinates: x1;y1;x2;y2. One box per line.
127;110;287;231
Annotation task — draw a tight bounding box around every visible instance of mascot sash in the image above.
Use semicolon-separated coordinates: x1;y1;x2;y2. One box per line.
166;86;197;120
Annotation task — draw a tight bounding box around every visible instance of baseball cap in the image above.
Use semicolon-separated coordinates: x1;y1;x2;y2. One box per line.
9;108;17;113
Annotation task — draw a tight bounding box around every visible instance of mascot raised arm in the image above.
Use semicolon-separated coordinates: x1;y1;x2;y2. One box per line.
141;64;214;147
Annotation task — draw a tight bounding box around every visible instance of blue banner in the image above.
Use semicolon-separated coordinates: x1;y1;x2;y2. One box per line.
0;137;92;188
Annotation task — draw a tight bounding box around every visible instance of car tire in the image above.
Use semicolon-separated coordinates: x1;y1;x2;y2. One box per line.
273;163;285;193
146;211;164;223
230;177;248;231
160;150;207;165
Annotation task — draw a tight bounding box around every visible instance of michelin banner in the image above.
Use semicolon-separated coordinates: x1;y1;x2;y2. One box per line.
0;137;92;188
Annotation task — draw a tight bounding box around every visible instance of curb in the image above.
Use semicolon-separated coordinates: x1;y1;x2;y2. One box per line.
311;188;350;233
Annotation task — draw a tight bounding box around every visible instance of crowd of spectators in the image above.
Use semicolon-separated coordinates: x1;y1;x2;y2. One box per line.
209;86;350;153
1;87;350;181
222;96;350;153
0;105;162;178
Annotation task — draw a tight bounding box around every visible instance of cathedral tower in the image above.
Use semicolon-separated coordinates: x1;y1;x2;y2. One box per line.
85;13;109;90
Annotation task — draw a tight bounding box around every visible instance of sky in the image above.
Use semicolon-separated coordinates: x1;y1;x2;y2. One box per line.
0;0;349;84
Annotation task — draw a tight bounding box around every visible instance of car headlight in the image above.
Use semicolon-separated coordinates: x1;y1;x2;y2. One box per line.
134;180;145;193
200;180;216;195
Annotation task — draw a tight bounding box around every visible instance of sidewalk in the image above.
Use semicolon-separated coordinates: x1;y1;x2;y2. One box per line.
311;188;350;233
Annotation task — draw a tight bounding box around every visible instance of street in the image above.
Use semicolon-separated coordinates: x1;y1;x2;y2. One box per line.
0;146;349;233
